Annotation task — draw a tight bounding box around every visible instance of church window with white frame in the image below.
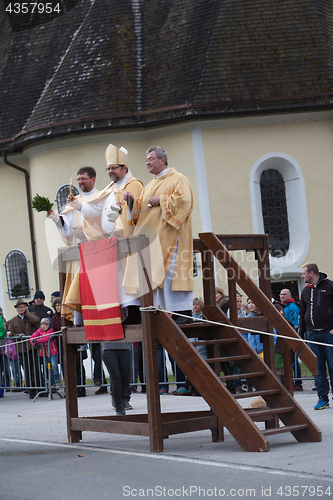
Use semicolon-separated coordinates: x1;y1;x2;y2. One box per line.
5;250;31;300
260;168;290;258
250;152;310;277
56;183;79;213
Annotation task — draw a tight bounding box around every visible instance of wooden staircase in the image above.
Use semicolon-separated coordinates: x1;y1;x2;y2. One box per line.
153;306;320;452
61;233;322;453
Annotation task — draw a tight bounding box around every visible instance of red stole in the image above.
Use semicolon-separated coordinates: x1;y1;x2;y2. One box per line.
79;238;124;341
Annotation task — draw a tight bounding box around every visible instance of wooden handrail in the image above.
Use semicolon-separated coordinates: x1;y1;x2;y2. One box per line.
199;232;318;374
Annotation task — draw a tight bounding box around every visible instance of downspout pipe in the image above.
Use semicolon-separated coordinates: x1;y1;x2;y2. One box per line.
1;150;40;292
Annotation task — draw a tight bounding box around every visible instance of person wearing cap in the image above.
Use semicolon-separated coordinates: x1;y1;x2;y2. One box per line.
8;299;40;398
51;297;62;333
30;317;61;388
76;144;143;399
78;143;144;321
28;291;53;328
78;144;144;238
50;291;60;305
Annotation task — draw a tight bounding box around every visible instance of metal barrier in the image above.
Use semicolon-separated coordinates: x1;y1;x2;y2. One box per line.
0;333;314;400
0;333;65;401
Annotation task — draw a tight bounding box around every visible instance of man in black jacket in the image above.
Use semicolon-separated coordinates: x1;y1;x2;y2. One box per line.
299;262;333;410
28;290;53;327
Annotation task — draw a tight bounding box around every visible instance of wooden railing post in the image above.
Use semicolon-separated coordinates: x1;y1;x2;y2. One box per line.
136;235;163;452
255;246;275;373
62;327;81;443
200;242;216;306
228;269;238;326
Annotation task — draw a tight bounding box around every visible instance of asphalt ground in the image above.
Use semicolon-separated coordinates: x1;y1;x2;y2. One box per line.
1;380;333;500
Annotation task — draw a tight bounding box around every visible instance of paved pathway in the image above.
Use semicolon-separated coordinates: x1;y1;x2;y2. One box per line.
1;381;332;500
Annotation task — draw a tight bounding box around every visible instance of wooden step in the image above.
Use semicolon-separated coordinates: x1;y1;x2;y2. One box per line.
234;388;281;399
262;424;309;436
220;371;266;381
180;322;211;329
191;338;239;346
246;406;295;421
206;354;252;364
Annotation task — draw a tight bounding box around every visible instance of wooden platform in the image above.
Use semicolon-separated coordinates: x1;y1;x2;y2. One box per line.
60;234;321;452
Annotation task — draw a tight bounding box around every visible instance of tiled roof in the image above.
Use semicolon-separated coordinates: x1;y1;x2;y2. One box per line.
1;0;333;151
313;0;333;66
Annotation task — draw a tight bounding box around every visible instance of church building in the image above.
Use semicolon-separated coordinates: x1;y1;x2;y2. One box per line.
1;0;332;317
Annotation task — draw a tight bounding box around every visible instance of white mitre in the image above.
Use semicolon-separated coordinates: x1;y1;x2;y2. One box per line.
105;144;128;166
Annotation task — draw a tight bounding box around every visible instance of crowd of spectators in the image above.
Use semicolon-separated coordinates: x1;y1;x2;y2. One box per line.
0;290;60;397
0;283;310;404
0;289;134;409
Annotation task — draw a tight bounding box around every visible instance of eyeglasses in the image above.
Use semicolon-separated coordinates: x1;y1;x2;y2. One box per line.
106;165;124;172
76;177;92;182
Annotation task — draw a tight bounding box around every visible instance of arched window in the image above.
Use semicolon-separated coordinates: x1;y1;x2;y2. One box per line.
56;184;79;213
5;250;31;300
250;152;310;277
260;169;290;258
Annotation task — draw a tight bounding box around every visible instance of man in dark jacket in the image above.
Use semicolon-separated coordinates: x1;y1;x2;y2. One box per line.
299;263;333;410
28;290;53;327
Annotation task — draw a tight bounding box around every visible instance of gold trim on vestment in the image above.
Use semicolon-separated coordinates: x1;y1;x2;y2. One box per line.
81;303;120;310
83;318;122;326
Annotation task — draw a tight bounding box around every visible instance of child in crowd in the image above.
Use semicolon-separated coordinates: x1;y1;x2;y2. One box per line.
181;297;208;396
247;298;264;358
30;318;60;388
191;297;208;359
